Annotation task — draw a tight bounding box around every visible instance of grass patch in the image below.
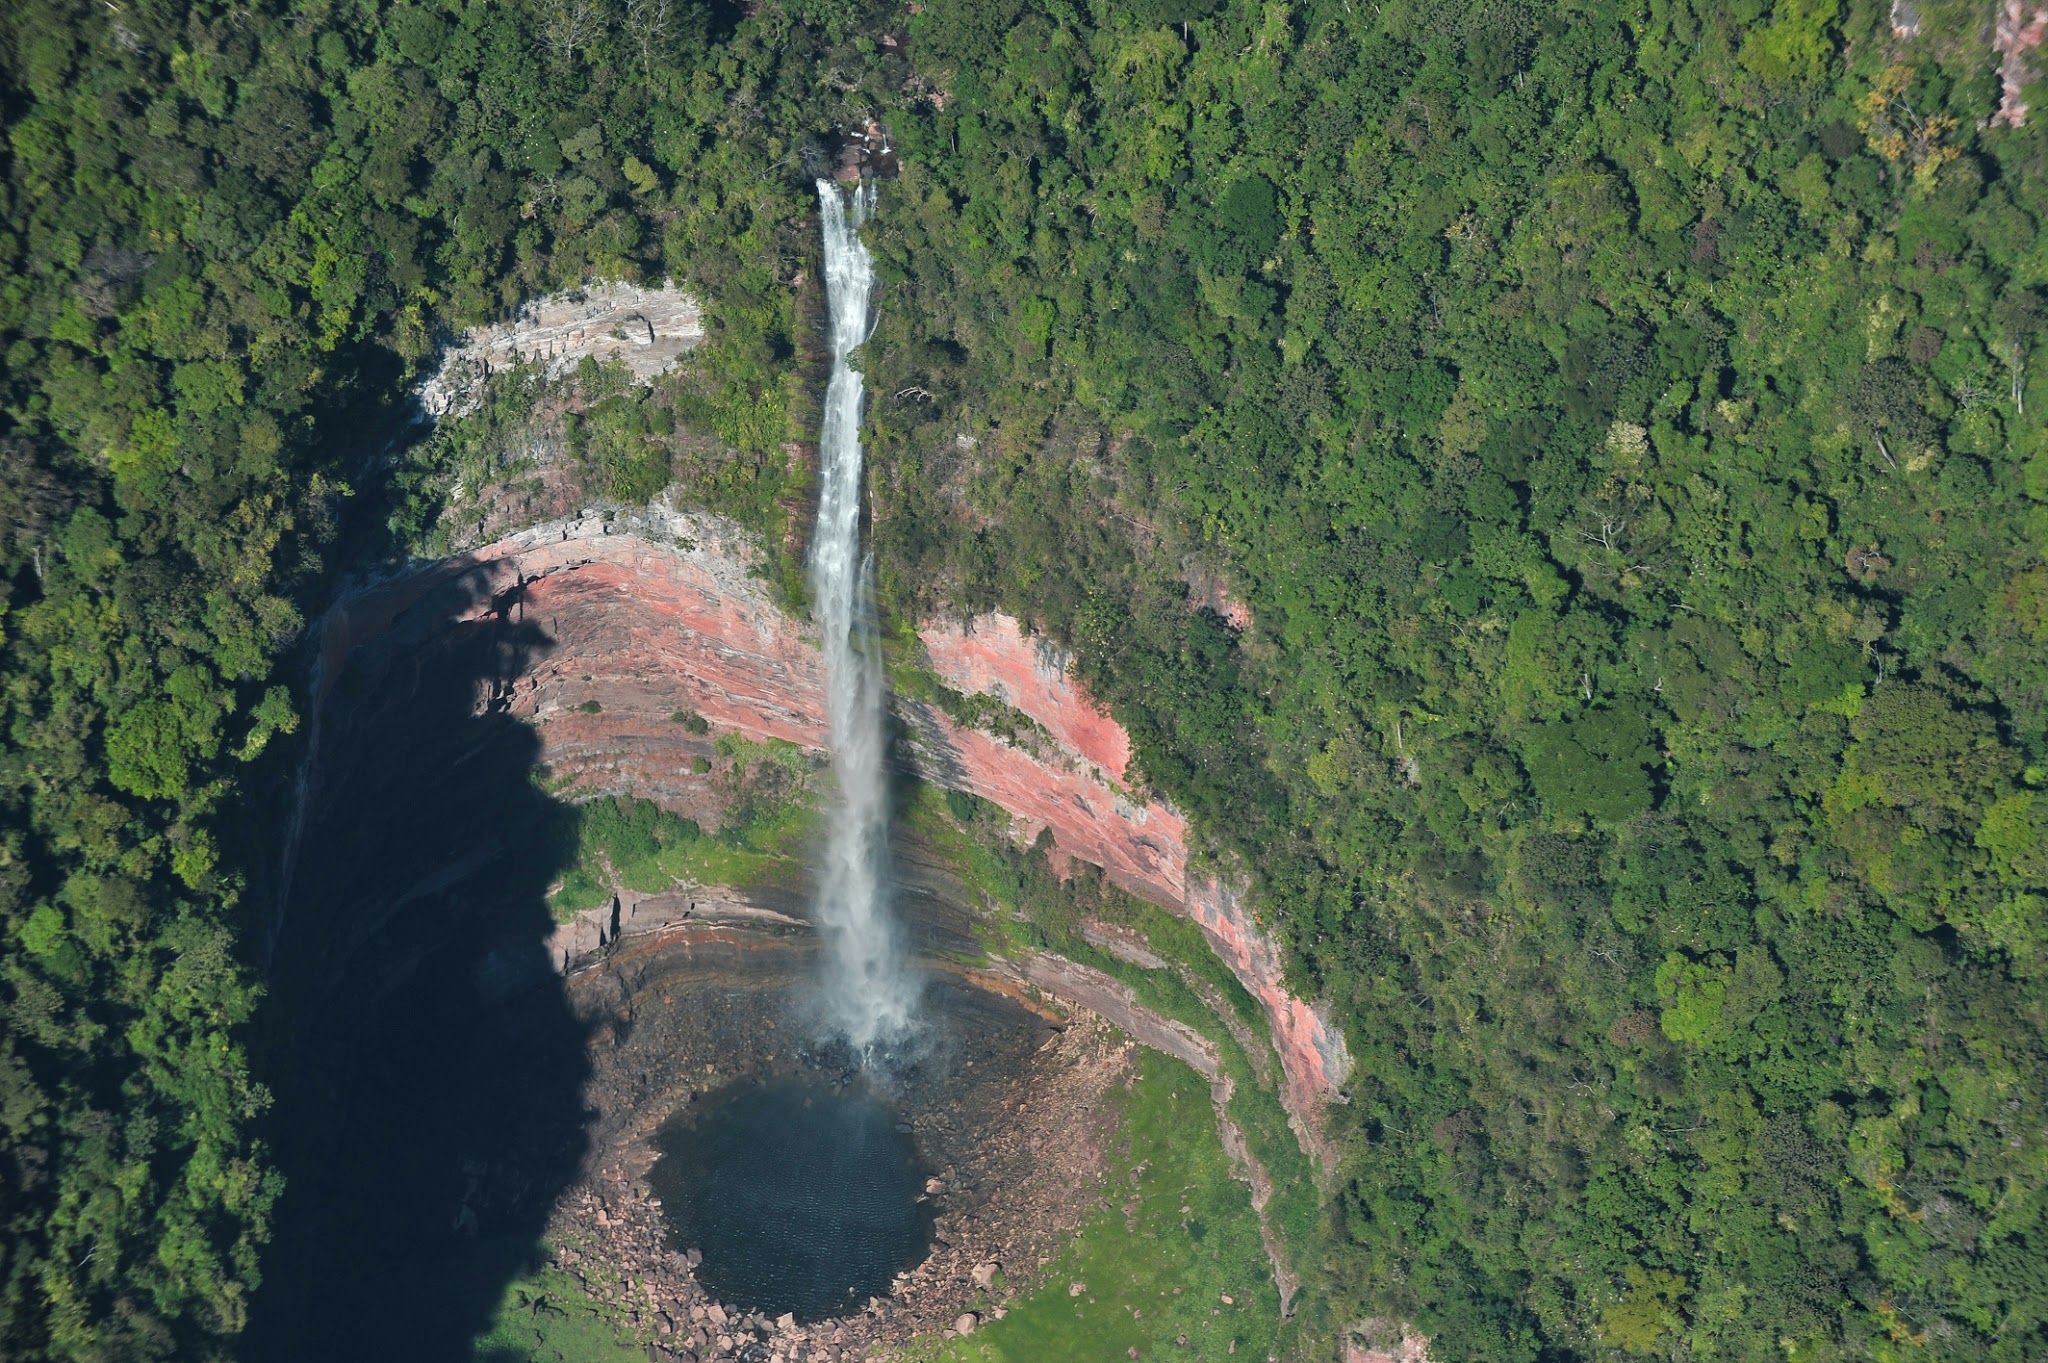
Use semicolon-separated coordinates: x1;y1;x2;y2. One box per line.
900;783;1322;1274
468;1264;648;1362
905;1049;1283;1363
545;740;822;920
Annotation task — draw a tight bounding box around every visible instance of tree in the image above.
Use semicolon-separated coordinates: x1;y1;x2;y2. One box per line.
1977;792;2048;883
1994;287;2044;415
538;0;607;66
1522;709;1658;825
1850;357;1939;465
1830;678;2012;817
0;440;75;578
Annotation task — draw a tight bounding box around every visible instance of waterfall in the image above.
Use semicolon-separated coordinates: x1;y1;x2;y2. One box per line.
810;178;918;1057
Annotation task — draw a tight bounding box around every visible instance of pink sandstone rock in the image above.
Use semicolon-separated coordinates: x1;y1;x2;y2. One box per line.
914;613;1351;1131
314;511;821;752
1994;2;2048;128
896;702;1189;908
1185;879;1351;1131
922;614;1133;782
309;516;1351;1151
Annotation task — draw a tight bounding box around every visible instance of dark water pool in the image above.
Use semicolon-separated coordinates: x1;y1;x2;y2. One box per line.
646;1076;935;1321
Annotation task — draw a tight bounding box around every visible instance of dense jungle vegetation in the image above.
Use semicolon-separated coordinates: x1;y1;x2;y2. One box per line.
0;1;825;1356
1;0;2044;1361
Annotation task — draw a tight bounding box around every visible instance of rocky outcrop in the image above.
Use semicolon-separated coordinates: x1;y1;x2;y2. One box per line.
897;695;1190;908
1995;2;2048;128
921;615;1132;781
920;612;1352;1134
416;283;704;417
310;506;823;764
1006;953;1218;1085
1348;1321;1434;1363
1186;880;1352;1140
306;511;1350;1155
541;886;806;977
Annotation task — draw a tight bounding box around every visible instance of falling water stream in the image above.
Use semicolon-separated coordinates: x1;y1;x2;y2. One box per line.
810;179;919;1057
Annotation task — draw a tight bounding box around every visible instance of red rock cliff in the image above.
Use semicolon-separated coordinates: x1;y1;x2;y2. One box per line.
922;613;1352;1129
920;615;1132;782
312;512;1350;1142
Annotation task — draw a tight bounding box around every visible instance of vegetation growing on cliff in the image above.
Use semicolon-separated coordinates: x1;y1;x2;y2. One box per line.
388;350;813;562
848;2;2048;1359
545;747;821;918
908;780;1320;1284
3;0;2047;1361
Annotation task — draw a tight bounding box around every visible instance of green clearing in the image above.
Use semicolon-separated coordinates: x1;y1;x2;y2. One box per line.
906;1048;1283;1363
468;1265;649;1363
546;738;821;920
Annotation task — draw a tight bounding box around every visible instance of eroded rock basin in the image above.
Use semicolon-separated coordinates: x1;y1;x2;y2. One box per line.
646;1074;935;1324
254;585;1133;1363
550;926;1135;1359
257;509;1323;1359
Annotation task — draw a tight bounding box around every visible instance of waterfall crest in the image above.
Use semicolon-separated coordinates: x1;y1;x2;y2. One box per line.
810;178;918;1056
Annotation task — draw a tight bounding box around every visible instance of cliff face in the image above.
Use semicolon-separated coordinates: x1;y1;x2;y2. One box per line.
920;613;1352;1124
920;615;1133;781
415;283;704;417
310;510;1349;1137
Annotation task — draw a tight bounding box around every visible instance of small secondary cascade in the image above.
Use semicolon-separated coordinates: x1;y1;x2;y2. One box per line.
810;178;918;1055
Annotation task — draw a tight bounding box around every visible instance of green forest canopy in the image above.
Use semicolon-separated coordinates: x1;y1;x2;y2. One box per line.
1;1;2045;1361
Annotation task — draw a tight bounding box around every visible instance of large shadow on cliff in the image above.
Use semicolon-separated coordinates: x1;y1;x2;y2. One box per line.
250;576;592;1362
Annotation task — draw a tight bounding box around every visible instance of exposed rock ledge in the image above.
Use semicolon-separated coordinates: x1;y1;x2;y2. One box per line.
919;612;1354;1140
989;950;1302;1313
309;504;1351;1157
1994;2;2048;128
416;282;704;417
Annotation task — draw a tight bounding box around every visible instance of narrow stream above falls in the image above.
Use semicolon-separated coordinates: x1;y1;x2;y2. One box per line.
646;1074;937;1322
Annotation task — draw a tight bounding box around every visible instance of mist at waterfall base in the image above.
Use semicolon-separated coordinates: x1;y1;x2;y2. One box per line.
809;178;921;1060
646;1075;935;1323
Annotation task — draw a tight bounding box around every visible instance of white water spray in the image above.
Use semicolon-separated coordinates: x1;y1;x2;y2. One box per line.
810;178;917;1056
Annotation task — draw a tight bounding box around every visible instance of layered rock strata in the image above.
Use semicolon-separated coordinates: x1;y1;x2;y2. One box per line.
308;507;1349;1145
920;612;1353;1128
